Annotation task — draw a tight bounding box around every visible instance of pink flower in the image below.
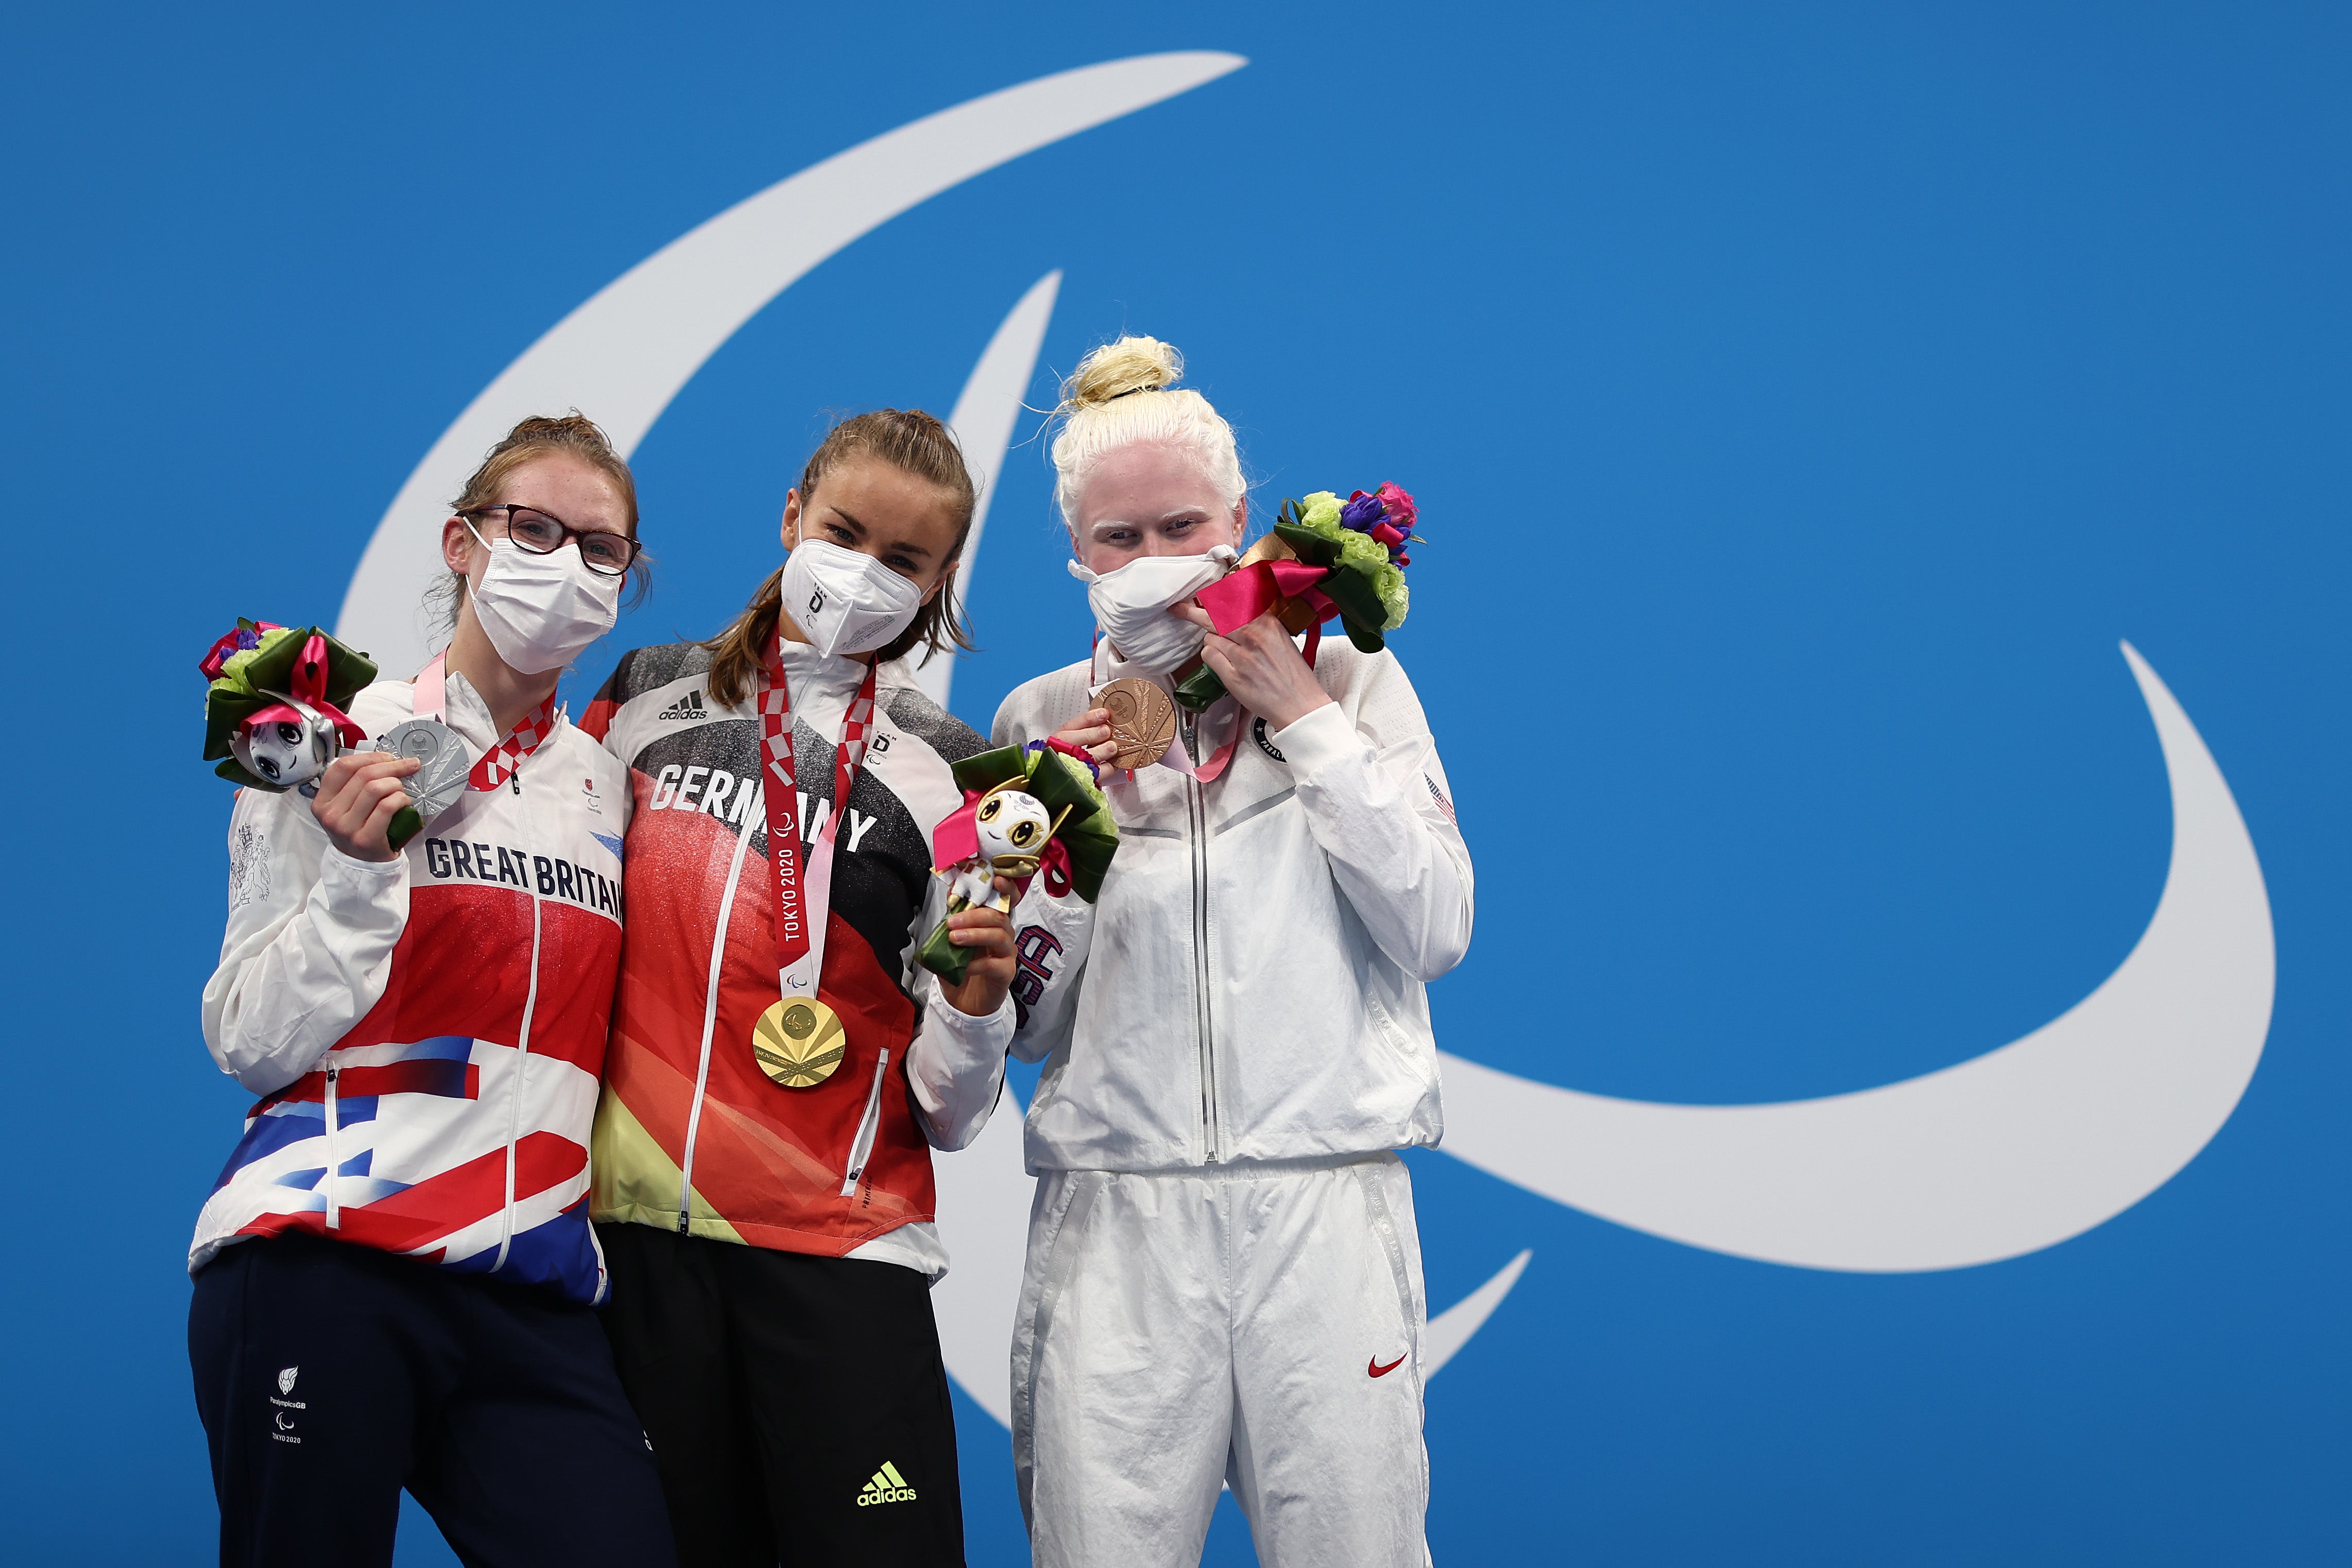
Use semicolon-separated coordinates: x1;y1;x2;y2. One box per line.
1375;481;1417;534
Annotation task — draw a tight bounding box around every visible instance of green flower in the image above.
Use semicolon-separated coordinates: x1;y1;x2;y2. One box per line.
1375;563;1408;629
1336;527;1389;575
215;625;301;697
1298;491;1344;533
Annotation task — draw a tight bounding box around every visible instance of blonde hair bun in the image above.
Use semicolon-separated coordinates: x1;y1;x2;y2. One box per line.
1049;332;1242;529
1063;335;1183;410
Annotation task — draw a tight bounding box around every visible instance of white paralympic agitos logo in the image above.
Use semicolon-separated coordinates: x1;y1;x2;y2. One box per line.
337;53;2276;1425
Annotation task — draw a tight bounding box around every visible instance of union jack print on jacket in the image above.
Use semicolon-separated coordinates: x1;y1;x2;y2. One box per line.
190;673;628;1304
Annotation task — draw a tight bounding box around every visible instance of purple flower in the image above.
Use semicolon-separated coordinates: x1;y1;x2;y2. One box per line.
199;625;263;682
1340;489;1387;532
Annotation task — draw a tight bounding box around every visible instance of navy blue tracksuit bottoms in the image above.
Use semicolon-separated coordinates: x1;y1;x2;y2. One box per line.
188;1232;676;1568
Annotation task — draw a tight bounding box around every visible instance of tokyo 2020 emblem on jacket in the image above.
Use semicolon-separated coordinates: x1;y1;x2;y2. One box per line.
190;673;630;1304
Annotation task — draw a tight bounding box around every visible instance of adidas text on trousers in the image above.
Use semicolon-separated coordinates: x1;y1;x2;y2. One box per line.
1012;1154;1431;1568
596;1221;966;1568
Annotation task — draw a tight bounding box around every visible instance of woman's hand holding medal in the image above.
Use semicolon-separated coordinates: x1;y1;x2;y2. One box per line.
311;751;423;863
1050;707;1120;767
1171;604;1334;731
937;872;1020;1016
1051;597;1333;770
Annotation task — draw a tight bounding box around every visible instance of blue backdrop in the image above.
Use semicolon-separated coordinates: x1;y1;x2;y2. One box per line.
3;4;2345;1563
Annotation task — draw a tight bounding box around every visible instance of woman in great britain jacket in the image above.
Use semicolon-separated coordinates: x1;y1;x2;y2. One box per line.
582;408;1020;1568
991;338;1475;1568
187;415;675;1568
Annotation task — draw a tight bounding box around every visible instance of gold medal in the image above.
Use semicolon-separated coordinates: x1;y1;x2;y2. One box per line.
751;997;847;1088
1098;676;1177;770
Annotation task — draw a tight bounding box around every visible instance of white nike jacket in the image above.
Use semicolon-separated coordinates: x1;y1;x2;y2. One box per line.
990;639;1473;1172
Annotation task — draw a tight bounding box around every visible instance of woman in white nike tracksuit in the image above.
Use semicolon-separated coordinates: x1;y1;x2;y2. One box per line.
991;336;1474;1568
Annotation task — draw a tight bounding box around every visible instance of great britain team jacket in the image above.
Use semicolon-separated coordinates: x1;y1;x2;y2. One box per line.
581;638;1013;1277
191;671;628;1304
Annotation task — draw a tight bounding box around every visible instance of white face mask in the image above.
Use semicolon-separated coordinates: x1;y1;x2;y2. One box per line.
778;537;926;659
465;525;622;676
1067;546;1238;671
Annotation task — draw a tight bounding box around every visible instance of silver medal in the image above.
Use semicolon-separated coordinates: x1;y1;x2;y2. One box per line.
370;717;470;823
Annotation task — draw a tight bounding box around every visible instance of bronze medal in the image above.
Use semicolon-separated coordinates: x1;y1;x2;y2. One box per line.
751;997;847;1089
1098;676;1177;769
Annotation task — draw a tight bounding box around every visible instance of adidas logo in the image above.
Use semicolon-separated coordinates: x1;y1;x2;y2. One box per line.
656;692;708;721
856;1460;917;1506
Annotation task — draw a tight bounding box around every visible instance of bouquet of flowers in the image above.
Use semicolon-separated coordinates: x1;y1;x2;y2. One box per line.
199;618;375;791
1177;481;1421;711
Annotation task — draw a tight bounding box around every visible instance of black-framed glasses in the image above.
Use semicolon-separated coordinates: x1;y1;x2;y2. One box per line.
460;504;641;577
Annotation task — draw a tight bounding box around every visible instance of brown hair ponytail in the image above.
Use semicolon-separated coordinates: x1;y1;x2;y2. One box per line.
701;409;977;705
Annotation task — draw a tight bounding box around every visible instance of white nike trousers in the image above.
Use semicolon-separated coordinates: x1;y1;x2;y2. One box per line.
1011;1153;1431;1568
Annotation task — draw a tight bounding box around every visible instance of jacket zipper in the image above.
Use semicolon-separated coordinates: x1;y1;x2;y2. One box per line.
323;1063;340;1231
489;892;542;1270
1183;708;1221;1163
839;1048;891;1196
491;775;543;1273
679;805;758;1231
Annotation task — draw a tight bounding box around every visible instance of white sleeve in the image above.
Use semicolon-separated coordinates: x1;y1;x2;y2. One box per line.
200;786;410;1096
897;862;1015;1150
905;976;1015;1151
1273;654;1475;982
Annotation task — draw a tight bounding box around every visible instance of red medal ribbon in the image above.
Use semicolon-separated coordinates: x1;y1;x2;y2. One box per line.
759;636;880;994
468;695;557;791
413;652;559;792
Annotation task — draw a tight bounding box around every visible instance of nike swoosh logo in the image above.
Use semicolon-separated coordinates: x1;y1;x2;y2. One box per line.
1368;1354;1407;1378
